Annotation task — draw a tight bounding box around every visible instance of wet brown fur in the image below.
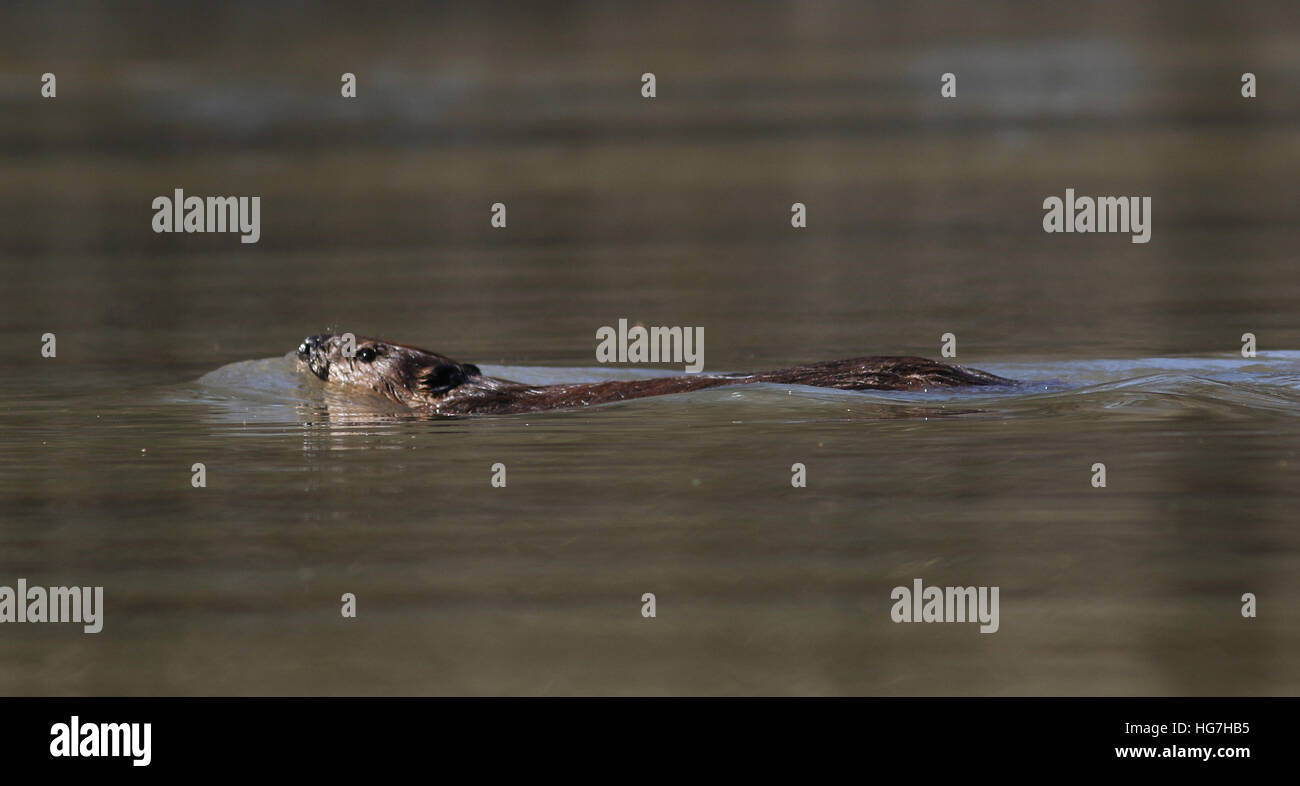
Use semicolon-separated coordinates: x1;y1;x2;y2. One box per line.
296;334;1016;415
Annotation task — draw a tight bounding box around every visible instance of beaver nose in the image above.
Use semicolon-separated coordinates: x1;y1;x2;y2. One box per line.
297;334;326;359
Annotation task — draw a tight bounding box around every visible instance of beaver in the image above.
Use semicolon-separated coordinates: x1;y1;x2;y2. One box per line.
295;334;1016;415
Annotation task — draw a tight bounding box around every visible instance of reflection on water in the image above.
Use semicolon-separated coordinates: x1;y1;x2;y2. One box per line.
1;1;1298;694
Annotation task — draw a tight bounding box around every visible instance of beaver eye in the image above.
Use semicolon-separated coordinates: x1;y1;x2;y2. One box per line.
356;347;377;363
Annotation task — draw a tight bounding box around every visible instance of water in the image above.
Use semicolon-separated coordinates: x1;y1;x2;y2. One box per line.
1;349;1296;694
1;1;1298;694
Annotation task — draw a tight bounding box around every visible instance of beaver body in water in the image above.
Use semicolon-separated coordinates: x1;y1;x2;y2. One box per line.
295;334;1015;415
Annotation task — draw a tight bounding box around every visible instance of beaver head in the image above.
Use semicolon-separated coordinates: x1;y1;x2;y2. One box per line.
295;334;482;405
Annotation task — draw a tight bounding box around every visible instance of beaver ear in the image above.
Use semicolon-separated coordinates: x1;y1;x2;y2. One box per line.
418;363;471;395
462;363;481;377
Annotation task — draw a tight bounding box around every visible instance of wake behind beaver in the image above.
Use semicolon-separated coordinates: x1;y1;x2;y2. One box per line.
292;333;1017;415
